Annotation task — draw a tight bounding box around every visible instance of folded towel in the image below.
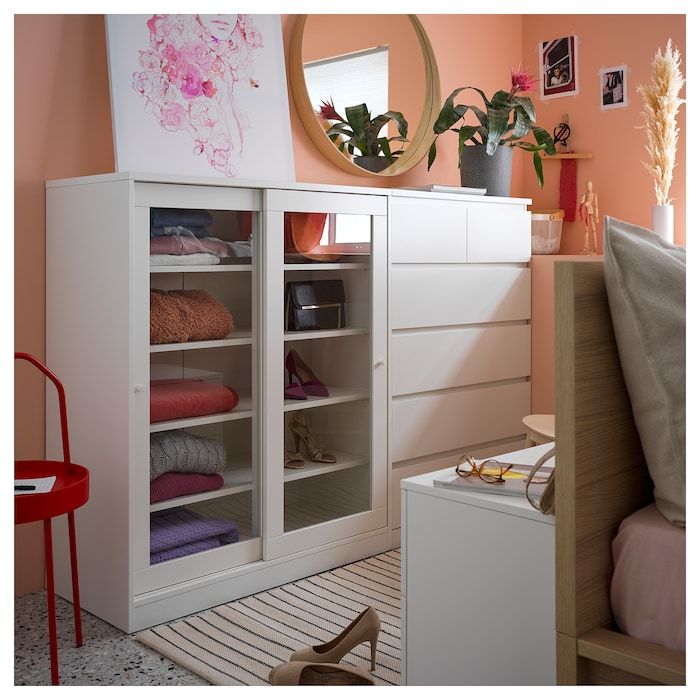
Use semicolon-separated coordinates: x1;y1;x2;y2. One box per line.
150;430;227;481
150;507;239;564
151;225;212;238
150;230;252;259
151;536;224;564
150;253;220;266
150;289;234;345
151;208;214;229
150;378;240;423
150;472;225;503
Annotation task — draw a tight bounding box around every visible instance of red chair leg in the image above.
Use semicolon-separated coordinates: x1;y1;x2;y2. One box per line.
67;511;83;648
43;518;60;686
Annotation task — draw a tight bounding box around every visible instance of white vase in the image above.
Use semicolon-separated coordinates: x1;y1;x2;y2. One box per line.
652;204;674;244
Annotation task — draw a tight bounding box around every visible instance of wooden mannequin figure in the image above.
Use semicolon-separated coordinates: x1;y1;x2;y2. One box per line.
579;180;599;254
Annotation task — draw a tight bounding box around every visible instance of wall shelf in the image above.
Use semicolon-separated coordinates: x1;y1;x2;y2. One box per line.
542;153;593;160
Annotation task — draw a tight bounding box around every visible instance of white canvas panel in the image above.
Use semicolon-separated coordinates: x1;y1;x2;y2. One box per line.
106;14;295;181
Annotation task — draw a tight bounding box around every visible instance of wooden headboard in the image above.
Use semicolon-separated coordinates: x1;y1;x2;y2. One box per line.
553;261;676;684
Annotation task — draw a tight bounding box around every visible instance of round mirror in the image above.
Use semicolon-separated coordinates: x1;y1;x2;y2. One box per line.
289;15;441;177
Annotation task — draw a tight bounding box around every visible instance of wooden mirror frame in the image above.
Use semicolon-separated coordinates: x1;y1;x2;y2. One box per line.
289;15;442;177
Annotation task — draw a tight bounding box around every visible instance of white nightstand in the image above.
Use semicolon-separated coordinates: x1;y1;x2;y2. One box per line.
400;444;555;686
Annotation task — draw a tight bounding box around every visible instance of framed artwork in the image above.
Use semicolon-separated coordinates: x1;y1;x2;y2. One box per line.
600;65;628;110
539;36;579;100
105;14;295;181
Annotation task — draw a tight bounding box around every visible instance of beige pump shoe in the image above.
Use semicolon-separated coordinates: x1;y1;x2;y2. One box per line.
290;606;381;670
269;661;376;685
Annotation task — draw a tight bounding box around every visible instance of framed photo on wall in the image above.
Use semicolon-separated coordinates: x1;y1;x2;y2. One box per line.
105;14;295;181
539;36;579;100
600;65;628;110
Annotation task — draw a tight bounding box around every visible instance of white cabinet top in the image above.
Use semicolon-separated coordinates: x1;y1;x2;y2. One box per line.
401;443;555;524
44;171;531;205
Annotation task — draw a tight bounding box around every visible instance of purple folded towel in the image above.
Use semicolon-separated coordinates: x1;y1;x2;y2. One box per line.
151;536;223;564
150;507;239;564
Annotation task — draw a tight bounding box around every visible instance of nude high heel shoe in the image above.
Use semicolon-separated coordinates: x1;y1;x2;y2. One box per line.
268;661;376;686
289;606;381;670
289;411;336;464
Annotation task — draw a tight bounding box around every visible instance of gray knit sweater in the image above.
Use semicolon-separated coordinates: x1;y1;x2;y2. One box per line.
150;430;227;481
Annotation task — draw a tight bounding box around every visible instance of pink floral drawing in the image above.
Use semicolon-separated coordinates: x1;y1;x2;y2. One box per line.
132;14;263;176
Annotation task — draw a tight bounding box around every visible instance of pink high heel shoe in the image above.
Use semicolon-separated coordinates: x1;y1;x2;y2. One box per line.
286;350;329;397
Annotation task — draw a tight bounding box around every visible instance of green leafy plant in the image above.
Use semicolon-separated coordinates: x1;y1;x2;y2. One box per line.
428;69;556;186
318;99;409;160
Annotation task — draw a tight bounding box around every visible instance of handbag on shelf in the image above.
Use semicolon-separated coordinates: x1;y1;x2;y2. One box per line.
525;445;556;515
285;279;346;332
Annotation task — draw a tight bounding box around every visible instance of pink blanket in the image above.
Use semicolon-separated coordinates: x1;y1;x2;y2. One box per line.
150;472;224;503
151;378;239;423
611;503;685;651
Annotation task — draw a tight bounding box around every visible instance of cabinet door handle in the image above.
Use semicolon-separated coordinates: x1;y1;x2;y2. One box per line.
134;384;145;393
373;359;385;370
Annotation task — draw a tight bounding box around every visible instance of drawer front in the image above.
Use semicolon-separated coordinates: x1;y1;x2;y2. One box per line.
392;324;531;396
391;199;467;263
392;381;530;463
466;206;531;262
391;266;530;329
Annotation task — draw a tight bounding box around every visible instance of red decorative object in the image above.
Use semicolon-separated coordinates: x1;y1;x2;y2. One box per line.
15;353;90;686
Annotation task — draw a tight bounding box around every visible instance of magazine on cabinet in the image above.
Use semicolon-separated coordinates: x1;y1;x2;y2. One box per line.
433;465;553;499
398;184;487;196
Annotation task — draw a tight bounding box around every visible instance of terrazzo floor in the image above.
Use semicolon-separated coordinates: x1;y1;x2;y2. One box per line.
14;592;208;686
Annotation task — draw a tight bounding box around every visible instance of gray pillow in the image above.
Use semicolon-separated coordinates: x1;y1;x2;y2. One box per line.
603;217;685;526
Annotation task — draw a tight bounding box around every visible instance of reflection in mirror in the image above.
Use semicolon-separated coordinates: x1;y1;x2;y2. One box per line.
301;15;427;174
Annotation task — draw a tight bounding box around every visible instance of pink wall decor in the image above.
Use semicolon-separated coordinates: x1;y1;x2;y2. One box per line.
106;14;295;180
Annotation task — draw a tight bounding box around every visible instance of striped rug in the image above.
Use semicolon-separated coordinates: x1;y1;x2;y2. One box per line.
136;549;402;685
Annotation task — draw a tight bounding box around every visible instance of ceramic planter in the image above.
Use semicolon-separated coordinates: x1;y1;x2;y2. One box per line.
459;145;513;197
652;204;674;244
353;155;394;173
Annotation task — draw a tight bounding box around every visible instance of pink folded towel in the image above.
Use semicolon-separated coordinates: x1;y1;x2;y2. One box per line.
150;378;240;423
150;472;225;504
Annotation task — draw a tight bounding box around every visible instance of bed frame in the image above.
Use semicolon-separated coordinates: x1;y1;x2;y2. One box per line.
554;261;685;685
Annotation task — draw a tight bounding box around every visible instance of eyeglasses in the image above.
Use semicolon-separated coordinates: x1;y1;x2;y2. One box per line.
455;455;514;484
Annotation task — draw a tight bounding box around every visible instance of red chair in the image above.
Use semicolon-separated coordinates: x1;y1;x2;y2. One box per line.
15;352;89;685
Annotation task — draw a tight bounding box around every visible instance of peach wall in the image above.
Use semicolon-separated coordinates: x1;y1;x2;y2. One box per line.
13;13;525;594
522;15;686;251
14;14;115;594
525;15;685;416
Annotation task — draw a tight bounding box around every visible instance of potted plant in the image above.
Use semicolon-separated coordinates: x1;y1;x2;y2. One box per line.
317;99;409;173
428;69;556;196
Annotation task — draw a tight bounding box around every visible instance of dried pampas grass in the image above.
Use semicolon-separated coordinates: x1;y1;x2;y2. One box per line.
637;40;685;206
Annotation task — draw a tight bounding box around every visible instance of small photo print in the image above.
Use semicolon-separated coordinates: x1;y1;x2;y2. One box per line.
540;36;579;100
600;65;628;110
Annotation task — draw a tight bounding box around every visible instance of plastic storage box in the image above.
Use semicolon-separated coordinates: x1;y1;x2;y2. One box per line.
531;210;564;254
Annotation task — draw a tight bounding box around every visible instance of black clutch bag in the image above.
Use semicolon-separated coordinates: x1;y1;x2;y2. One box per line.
285;279;346;331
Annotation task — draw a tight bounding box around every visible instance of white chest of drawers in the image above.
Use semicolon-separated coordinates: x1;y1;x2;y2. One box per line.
388;190;532;542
